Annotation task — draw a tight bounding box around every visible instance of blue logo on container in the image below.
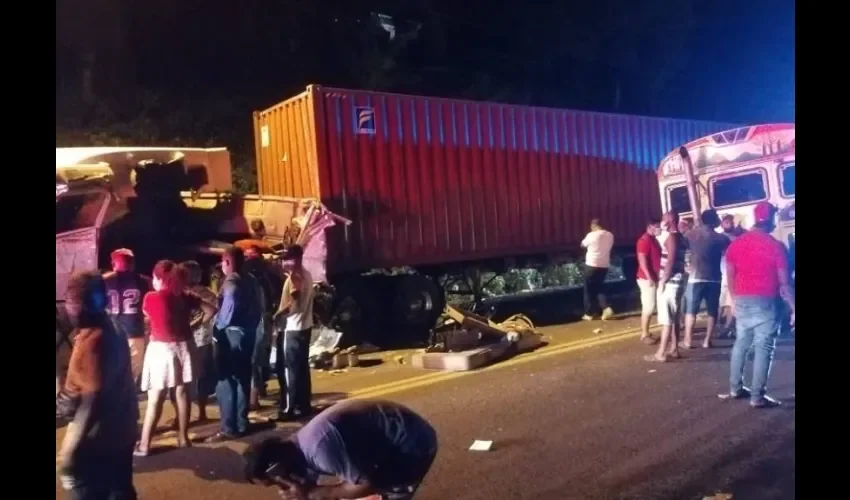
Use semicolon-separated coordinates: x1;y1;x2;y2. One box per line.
356;106;376;135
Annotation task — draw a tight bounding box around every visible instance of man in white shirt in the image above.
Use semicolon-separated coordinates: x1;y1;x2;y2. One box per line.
581;219;615;320
273;245;316;422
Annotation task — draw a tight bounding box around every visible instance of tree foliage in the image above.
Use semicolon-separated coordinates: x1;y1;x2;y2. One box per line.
56;0;698;193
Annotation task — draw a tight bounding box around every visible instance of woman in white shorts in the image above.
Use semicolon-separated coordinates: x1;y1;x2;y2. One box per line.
136;260;198;456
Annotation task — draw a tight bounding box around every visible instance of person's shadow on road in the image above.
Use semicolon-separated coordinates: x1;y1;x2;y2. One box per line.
133;426;298;483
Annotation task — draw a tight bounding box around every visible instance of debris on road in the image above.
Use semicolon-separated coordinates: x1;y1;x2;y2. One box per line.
469;440;493;452
307;327;384;370
648;369;657;373
412;306;543;371
593;328;603;334
703;494;733;500
395;355;406;365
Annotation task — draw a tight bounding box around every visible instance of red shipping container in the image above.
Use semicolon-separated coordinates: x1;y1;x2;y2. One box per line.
254;85;735;275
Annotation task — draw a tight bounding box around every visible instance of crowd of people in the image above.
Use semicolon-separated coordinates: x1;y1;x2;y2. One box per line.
578;202;795;408
56;203;793;499
630;202;795;407
56;242;324;498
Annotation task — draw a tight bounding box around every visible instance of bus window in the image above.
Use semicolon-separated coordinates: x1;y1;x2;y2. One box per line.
780;163;795;197
710;171;768;208
667;185;692;215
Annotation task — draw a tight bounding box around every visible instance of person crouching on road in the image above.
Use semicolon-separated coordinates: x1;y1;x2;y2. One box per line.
179;260;218;423
645;211;687;363
206;246;263;443
58;271;139;500
720;202;795;408
636;219;662;345
580;218;615;321
135;260;196;456
273;244;316;422
244;399;439;500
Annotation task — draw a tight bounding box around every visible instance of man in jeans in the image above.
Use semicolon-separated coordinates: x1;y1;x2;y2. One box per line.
273;245;316;421
580;219;615;321
682;209;730;349
721;202;795;408
207;246;262;442
635;220;662;344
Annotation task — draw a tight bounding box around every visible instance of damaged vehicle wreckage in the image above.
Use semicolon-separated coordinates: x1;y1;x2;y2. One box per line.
58;86;746;357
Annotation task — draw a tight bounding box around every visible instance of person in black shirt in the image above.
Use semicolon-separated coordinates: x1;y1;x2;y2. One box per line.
103;248;151;382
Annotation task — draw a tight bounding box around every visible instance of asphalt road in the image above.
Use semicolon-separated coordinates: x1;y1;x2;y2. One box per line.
56;326;795;500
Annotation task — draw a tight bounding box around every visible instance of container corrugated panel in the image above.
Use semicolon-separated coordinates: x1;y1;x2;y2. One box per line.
254;86;736;274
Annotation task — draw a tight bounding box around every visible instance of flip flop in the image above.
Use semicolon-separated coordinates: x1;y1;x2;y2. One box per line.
640;336;659;345
644;354;668;363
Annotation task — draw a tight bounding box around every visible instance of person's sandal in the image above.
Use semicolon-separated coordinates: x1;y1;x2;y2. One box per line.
133;446;149;457
643;354;668;363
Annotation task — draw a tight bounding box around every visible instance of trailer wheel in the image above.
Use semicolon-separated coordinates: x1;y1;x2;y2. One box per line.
392;275;445;332
329;280;380;343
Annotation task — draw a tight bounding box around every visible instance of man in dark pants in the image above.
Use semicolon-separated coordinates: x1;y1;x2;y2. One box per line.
207;246;262;442
273;245;315;422
244;399;438;500
244;247;274;409
57;271;139;500
580;219;615;321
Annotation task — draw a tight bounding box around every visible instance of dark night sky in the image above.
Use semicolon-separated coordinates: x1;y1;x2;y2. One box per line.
55;0;794;146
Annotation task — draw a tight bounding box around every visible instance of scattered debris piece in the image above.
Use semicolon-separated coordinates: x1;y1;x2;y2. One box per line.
592;328;603;334
309;326;344;358
703;494;733;500
330;369;347;375
469;440;493;452
395;356;406;365
648;369;657;373
413;305;543;371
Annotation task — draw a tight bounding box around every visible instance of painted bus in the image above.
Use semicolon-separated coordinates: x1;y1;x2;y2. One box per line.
657;123;795;258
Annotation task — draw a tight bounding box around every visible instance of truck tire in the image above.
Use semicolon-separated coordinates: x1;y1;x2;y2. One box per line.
391;274;446;334
329;279;381;344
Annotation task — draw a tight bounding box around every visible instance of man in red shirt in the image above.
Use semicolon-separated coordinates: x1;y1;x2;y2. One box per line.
636;220;662;344
721;202;795;408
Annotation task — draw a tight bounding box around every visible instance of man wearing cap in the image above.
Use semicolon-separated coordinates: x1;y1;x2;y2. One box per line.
720;202;795;408
273;245;315;421
103;248;152;383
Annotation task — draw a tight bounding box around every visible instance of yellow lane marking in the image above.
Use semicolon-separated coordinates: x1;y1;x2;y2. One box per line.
351;324;660;399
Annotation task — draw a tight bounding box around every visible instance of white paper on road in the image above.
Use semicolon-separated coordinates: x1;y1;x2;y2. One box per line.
469;440;493;451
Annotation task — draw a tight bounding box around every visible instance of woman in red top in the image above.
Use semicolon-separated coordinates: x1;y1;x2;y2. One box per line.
136;260;197;455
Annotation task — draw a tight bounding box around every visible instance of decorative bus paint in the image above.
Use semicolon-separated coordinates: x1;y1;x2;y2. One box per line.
657;123;795;248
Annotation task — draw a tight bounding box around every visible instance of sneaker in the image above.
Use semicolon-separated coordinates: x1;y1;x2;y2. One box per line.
601;307;614;320
750;395;782;409
718;387;751;400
